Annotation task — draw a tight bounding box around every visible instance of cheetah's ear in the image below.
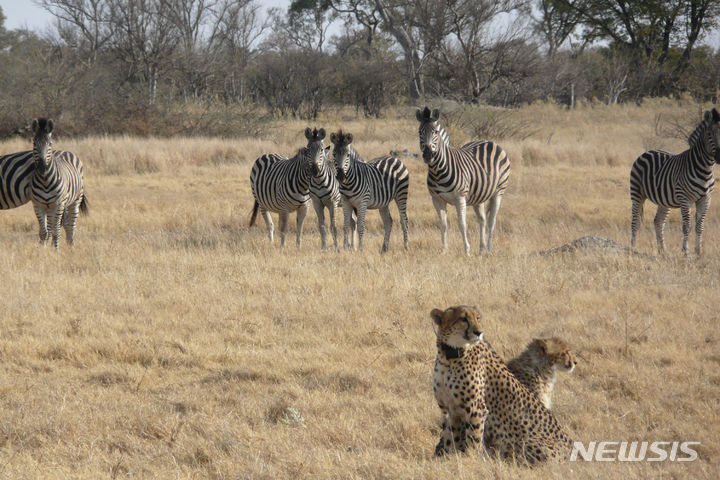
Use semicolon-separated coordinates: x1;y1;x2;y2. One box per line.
430;308;445;326
534;338;547;353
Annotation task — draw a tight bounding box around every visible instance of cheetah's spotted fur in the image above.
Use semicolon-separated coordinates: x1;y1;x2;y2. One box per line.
506;337;577;410
431;306;573;464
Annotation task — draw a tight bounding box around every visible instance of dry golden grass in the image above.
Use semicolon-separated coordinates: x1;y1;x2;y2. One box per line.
0;101;718;479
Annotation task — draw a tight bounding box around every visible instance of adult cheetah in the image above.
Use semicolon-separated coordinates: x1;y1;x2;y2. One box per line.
431;305;573;464
506;337;577;410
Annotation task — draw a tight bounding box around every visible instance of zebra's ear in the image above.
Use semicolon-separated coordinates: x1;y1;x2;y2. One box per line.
323;145;331;156
415;109;424;122
431;109;440;121
304;127;312;139
330;132;337;144
345;133;353;144
46;119;54;134
712;108;720;123
31;119;39;133
318;128;326;140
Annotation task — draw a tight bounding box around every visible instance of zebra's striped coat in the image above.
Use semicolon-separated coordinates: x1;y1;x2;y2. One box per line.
30;118;88;249
0;151;34;210
416;107;510;255
330;130;409;252
309;146;342;249
630;108;720;255
249;127;327;248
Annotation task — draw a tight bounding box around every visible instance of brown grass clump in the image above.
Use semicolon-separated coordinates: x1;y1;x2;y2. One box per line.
0;100;718;478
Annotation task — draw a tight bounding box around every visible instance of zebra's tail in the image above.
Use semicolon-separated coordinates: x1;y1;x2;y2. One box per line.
249;200;259;227
80;195;89;215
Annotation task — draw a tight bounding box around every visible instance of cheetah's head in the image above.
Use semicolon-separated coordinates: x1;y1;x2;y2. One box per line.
430;305;483;350
527;337;577;373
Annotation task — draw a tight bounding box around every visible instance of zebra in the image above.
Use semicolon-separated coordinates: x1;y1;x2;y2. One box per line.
249;127;327;247
1;151;34;210
309;143;342;250
630;108;720;255
330;130;409;252
30;118;88;249
415;107;511;255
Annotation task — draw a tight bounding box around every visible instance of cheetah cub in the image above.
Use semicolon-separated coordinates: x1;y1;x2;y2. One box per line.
506;337;577;410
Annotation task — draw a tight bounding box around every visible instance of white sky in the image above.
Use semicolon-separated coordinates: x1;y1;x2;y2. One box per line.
0;0;292;31
1;0;717;48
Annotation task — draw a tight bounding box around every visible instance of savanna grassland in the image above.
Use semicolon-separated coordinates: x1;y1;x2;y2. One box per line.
0;100;719;479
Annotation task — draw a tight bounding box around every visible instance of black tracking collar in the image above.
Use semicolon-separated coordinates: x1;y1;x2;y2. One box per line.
440;343;465;359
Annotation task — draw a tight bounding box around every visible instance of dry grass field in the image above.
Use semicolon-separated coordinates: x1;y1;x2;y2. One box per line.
0;100;718;479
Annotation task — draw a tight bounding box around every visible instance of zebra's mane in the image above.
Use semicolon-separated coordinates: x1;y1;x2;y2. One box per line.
687;118;707;148
291;147;307;160
347;145;364;163
436;122;451;148
686;111;720;163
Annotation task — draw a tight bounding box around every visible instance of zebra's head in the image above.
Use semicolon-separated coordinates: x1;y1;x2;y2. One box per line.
330;129;354;181
703;108;720;164
416;106;441;163
31;118;54;172
304;127;327;176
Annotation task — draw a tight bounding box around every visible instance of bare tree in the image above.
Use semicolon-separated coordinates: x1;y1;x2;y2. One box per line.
108;0;178;105
213;0;268;102
38;0;114;63
429;0;529;101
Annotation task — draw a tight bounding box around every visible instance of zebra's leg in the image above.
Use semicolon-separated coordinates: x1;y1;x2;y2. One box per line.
278;211;289;247
356;204;368;251
396;198;409;251
473;203;487;252
454;197;470;255
260;209;274;243
432;197;449;252
695;196;710;256
379;205;393;253
485;194;503;254
312;198;326;250
341;201;354;250
328;202;339;250
296;202;309;249
630;198;645;249
34;204;48;245
350;209;357;249
653;206;670;254
49;207;63;250
63;201;81;246
681;204;692;256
